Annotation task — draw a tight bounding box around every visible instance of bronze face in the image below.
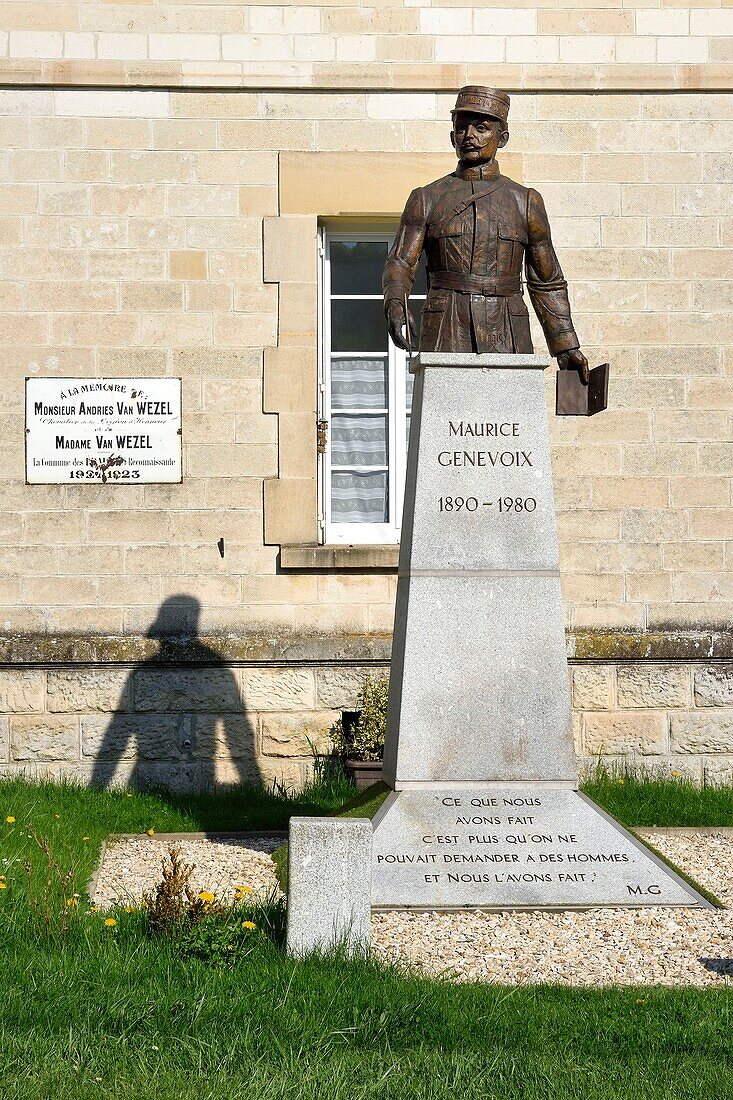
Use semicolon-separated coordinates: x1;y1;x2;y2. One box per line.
450;111;508;167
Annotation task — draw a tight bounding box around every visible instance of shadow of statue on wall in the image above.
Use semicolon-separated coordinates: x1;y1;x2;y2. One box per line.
90;595;260;793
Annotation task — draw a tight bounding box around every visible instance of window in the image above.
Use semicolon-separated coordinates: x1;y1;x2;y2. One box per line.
319;229;427;545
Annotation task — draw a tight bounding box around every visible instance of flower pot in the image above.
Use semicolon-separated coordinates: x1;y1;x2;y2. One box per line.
345;758;383;789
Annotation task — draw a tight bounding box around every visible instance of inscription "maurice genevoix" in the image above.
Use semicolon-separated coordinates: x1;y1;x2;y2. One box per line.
435;419;538;515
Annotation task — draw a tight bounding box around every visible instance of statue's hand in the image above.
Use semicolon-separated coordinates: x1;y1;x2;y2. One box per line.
557;348;590;385
387;300;417;353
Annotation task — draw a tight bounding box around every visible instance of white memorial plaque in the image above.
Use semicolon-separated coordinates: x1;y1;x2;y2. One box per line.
25;377;182;484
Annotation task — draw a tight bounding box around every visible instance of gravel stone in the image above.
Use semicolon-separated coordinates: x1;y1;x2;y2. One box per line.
92;830;733;986
372;832;733;986
92;834;284;909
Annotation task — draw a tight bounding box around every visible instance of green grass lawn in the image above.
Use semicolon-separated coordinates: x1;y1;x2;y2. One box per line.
0;771;731;1100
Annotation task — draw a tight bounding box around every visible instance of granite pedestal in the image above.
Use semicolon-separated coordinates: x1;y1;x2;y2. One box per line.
373;354;712;911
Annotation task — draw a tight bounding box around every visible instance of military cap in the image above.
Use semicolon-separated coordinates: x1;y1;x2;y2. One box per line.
451;86;510;126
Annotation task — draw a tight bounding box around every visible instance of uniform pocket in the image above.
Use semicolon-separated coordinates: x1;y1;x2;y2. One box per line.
420;293;448;349
422;293;448;314
507;294;532;352
498;223;528;245
497;222;528;278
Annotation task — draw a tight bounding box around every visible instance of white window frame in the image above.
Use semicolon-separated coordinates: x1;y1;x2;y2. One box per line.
318;227;424;546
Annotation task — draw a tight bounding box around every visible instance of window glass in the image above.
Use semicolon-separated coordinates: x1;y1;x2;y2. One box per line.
331;357;388;410
330;240;389;295
331;414;388;466
331;471;388;524
331;300;387;353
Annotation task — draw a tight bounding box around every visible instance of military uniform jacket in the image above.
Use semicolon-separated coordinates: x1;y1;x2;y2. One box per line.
382;161;579;357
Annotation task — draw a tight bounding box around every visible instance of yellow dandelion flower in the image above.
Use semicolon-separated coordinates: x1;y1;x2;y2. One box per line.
53;814;61;820
616;778;625;786
671;770;681;778
104;918;117;927
5;816;15;824
146;828;155;836
198;890;215;903
124;905;135;913
241;920;256;930
235;885;252;894
0;882;7;890
82;836;90;842
89;905;99;913
66;898;78;907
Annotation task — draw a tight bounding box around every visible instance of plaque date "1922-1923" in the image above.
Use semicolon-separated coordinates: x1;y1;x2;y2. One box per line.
438;496;537;513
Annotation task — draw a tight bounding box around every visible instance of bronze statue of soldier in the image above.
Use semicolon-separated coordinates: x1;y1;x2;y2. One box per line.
383;86;590;385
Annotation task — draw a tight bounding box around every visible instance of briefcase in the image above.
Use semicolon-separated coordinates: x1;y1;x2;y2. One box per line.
556;363;609;416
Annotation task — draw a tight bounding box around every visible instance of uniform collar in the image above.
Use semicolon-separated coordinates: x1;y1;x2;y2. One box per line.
454;160;501;182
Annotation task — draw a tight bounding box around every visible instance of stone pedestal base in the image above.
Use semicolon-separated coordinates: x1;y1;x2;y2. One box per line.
372;787;713;910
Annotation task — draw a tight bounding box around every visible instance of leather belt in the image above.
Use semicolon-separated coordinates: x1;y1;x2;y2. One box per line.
429;272;521;297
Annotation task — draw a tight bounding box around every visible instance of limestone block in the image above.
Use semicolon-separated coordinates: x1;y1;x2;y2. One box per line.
260;711;336;757
617;665;690;709
703;756;733;786
286;818;372;958
0;670;45;713
263;346;317;415
278;282;317;347
47;669;131;713
670;713;733;754
279;152;458;217
133;669;244;713
662;756;706;782
263;215;317;284
316;667;382;709
81;714;183;760
572;666;614;710
257;758;305;792
263;477;317;545
190;715;258;762
240;668;316;712
694;666;733;706
0;718;7;762
584;712;666;756
11;716;79;761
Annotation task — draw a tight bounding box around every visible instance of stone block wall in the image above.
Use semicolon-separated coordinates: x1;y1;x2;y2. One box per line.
573;664;733;784
0;660;731;790
0;1;731;90
0;663;377;791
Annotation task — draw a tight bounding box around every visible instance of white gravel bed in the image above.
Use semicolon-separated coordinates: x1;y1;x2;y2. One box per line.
372;832;733;986
92;830;733;986
92;834;284;909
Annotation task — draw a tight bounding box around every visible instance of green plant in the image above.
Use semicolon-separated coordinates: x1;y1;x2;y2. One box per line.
330;675;389;762
15;824;85;942
142;847;224;938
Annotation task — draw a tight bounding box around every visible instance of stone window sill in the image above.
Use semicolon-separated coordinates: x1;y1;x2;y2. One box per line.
279;544;398;571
